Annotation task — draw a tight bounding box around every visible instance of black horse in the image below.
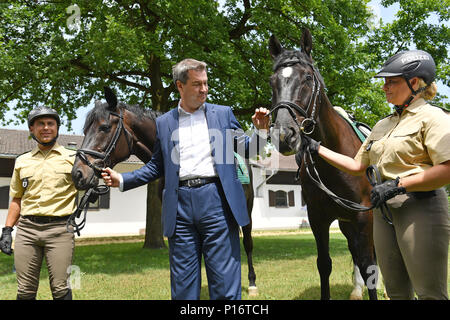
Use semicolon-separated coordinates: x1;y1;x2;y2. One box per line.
71;87;258;295
268;29;378;300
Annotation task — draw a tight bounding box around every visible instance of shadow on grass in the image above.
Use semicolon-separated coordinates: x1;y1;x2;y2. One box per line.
72;241;170;275
294;284;356;300
250;233;350;263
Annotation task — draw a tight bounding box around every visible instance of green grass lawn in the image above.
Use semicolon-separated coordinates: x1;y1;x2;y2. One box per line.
0;230;447;300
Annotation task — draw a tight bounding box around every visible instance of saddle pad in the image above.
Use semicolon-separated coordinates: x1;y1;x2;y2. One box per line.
333;106;371;142
234;152;250;184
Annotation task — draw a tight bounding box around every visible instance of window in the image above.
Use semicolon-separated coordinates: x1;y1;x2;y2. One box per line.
76;189;110;210
269;190;295;208
275;191;288;207
0;186;9;209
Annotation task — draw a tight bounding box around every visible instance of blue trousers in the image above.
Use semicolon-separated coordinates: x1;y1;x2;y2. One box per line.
168;181;241;300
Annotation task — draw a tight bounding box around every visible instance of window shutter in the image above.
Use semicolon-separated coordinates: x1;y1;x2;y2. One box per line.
268;190;275;207
288;191;295;206
0;186;9;209
99;190;110;209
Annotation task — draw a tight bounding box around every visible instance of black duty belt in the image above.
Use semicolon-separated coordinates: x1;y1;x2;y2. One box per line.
179;177;219;188
408;190;437;199
23;215;70;224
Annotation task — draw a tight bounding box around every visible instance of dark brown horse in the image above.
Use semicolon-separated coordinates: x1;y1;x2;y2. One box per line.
71;87;258;295
268;29;378;300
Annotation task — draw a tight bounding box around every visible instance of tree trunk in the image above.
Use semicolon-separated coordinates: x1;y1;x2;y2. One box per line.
143;179;165;249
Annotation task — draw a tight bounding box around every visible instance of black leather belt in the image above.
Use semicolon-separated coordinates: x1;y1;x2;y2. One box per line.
22;215;70;224
179;177;219;188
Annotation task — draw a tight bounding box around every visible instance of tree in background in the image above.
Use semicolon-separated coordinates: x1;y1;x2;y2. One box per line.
1;0;448;246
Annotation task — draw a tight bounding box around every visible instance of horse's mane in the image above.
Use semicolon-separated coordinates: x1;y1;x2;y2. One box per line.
84;101;162;133
273;49;325;88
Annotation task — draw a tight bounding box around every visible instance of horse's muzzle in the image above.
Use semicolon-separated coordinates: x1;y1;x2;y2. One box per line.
270;125;297;155
71;165;100;191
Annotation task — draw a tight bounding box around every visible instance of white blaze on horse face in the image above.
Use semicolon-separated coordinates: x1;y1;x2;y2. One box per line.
281;67;293;78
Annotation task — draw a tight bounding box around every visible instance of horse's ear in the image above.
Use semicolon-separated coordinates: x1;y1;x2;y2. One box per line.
269;34;283;59
301;28;313;57
104;86;118;110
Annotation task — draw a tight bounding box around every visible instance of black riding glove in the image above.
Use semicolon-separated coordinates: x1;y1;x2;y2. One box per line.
296;135;321;165
0;226;14;255
302;135;321;155
370;177;406;208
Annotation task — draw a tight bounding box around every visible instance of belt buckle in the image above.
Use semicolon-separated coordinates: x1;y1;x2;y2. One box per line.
189;178;203;188
193;178;202;187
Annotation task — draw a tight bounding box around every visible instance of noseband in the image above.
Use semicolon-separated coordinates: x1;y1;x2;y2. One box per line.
268;60;321;135
76;109;133;173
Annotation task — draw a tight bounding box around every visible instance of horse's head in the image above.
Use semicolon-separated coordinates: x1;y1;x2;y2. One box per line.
72;87;133;190
269;29;324;156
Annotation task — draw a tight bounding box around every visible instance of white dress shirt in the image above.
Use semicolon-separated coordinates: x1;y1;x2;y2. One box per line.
177;103;217;181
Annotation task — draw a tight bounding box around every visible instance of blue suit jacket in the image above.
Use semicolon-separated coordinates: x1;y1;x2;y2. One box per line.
122;103;265;237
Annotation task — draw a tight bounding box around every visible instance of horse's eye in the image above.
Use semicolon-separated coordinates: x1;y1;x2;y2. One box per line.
305;74;313;81
99;124;111;132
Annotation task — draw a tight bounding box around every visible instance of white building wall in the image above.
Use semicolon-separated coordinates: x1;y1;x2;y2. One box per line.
250;166;308;230
75;183;148;237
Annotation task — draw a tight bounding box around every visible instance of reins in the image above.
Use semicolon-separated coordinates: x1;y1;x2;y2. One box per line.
365;165;394;224
66;185;110;236
297;142;375;212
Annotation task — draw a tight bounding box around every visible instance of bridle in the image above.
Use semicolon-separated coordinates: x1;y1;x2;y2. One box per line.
68;109;133;236
76;109;133;174
268;59;321;135
269;57;375;213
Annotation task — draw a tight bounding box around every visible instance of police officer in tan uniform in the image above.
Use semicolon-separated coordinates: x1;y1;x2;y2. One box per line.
0;107;77;300
300;50;450;299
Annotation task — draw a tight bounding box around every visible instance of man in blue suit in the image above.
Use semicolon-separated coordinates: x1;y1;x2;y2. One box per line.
102;58;270;300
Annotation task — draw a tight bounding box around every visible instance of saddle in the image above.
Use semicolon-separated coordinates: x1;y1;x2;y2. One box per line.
333;106;371;142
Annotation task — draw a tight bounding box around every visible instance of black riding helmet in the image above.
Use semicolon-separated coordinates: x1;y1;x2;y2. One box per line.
27;106;61;146
27;106;61;127
374;50;436;111
374;50;436;85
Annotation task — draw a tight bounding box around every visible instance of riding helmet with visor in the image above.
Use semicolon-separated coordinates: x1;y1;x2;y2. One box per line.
28;106;61;127
374;50;436;110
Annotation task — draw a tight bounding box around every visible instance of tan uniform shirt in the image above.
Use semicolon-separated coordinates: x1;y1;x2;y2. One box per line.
354;98;450;180
10;142;77;217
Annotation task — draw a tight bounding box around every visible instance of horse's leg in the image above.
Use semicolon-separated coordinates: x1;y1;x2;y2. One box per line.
241;179;257;296
351;264;365;300
242;222;257;296
310;216;333;300
339;220;378;300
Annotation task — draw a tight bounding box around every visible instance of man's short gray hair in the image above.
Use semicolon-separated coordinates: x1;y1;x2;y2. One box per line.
172;58;207;85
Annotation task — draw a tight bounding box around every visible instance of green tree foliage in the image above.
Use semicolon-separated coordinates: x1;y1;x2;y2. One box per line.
0;0;448;130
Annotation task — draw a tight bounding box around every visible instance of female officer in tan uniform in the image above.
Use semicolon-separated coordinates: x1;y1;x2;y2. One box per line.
301;50;450;299
0;107;77;300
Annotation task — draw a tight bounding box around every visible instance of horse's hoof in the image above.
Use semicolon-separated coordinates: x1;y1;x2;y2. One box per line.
349;289;363;300
248;286;258;296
